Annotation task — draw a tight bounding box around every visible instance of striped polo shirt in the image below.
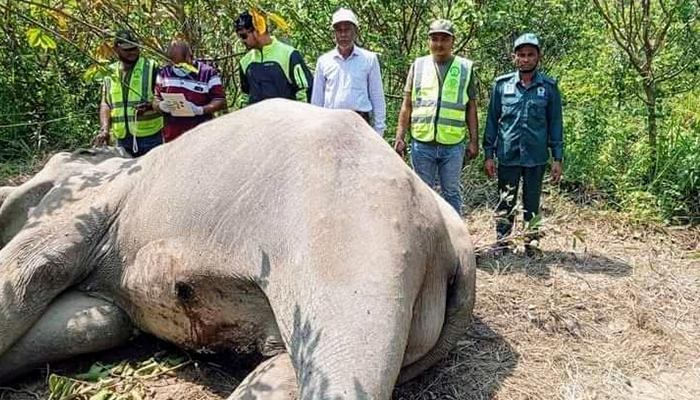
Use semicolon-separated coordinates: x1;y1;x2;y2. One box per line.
155;60;226;142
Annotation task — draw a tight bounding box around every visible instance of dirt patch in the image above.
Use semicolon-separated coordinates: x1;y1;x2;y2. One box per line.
2;180;699;399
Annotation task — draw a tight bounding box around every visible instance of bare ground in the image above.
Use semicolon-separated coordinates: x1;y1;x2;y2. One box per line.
1;177;698;400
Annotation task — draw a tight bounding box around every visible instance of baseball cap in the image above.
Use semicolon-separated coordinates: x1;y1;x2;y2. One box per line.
513;33;540;52
332;8;358;28
235;11;255;31
428;19;454;37
114;30;139;50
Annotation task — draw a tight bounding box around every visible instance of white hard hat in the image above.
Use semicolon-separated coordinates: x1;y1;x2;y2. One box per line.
332;8;358;28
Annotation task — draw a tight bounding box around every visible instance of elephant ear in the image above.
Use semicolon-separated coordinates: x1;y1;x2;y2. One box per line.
250;8;267;35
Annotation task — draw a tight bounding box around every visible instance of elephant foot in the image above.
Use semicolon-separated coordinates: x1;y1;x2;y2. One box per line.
227;353;298;400
0;291;133;383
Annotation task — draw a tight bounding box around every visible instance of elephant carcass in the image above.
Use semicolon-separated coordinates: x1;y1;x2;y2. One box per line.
0;99;475;400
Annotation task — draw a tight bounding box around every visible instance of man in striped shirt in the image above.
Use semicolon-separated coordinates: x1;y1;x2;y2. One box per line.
154;40;227;142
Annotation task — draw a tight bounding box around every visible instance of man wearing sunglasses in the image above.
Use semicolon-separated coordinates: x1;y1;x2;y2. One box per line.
235;11;313;106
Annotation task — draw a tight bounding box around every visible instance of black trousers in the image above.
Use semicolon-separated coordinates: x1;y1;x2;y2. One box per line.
496;164;546;240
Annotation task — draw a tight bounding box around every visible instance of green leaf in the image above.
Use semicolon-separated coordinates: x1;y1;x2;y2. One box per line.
26;28;57;50
75;362;112;381
83;64;111;82
526;213;543;230
89;388;114;400
48;374;76;400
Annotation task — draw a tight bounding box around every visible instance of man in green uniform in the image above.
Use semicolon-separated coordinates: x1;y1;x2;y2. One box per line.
92;30;163;157
483;33;564;256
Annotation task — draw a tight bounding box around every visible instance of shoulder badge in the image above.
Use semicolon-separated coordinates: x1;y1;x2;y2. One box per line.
541;73;558;86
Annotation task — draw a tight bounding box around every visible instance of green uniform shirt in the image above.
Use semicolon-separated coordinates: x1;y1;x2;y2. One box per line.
483;70;563;166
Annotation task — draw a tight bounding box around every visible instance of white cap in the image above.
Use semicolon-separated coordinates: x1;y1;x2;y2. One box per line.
332;8;358;28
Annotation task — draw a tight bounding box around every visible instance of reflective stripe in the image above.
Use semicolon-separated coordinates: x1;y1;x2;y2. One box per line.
411;117;465;127
112;113;162;123
294;63;308;88
457;62;467;104
413;58;425;98
112;101;153;109
140;59;149;103
413;99;466;111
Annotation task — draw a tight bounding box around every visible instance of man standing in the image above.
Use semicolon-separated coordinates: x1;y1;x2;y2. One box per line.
92;30;163;157
235;11;313;105
311;8;386;136
394;20;479;215
154;39;227;143
483;33;564;256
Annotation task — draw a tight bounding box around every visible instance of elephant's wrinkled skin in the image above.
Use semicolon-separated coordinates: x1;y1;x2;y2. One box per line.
0;146;129;247
0;99;476;400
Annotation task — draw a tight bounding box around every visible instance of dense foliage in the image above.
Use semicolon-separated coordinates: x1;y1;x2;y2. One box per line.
1;0;698;222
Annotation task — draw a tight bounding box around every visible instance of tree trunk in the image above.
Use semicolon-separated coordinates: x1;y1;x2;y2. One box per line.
644;79;657;155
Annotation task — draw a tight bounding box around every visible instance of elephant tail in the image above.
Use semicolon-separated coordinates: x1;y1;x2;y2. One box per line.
396;241;476;385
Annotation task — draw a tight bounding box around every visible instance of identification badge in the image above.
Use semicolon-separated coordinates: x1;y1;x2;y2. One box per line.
504;83;515;95
537;87;546;97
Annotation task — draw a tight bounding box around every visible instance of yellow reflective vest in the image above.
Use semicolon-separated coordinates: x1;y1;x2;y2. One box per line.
105;57;163;139
410;55;473;145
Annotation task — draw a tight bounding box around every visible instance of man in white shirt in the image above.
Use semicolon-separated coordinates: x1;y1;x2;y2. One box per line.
311;8;387;136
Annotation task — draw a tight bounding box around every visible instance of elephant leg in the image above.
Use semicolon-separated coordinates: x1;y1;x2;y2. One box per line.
227;353;299;400
0;291;133;383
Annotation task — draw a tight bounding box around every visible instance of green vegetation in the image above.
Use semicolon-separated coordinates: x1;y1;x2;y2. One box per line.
1;0;698;222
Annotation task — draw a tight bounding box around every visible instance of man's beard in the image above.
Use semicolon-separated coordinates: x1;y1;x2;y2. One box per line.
118;55;137;66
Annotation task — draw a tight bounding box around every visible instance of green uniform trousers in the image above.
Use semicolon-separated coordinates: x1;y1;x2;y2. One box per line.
496;164;546;241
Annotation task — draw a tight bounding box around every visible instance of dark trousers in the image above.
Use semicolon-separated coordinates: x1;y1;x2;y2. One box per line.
496;164;546;240
117;131;164;157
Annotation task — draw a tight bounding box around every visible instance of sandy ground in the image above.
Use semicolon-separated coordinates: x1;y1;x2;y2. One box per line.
1;176;698;400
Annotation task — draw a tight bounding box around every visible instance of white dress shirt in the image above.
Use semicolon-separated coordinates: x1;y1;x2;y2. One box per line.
311;45;386;136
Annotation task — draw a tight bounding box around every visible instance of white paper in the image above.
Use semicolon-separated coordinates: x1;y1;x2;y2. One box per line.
161;93;195;117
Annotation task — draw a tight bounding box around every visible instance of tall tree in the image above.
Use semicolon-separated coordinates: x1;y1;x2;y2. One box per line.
592;0;700;154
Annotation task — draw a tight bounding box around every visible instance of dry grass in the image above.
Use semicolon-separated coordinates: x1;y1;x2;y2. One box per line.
2;176;699;400
396;179;700;400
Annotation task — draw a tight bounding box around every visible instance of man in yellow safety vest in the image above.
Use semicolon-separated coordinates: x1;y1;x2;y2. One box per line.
92;30;164;157
394;19;478;215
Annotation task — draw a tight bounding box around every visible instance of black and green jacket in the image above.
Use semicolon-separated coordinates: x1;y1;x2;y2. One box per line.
238;37;313;105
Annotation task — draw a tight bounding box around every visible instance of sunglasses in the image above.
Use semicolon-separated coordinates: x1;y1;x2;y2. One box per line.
237;31;251;41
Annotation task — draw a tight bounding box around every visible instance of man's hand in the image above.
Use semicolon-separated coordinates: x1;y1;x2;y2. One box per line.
484;158;497;179
158;100;174;114
394;138;407;157
91;129;110;148
187;101;204;116
466;140;479;160
135;102;152;114
550;161;562;183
